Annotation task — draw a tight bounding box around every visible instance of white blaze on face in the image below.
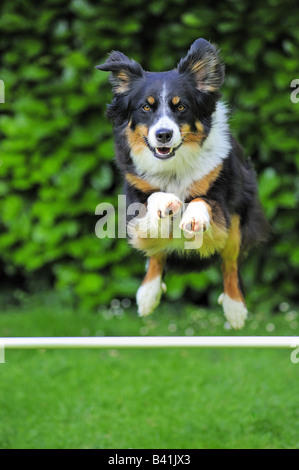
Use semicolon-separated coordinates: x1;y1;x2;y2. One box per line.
147;82;181;150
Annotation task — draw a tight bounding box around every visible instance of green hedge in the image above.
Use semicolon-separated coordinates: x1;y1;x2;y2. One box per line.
0;0;299;311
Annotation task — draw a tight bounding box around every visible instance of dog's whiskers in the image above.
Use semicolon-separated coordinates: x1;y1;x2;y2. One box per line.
181;131;200;135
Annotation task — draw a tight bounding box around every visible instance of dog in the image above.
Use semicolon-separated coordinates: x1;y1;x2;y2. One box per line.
96;38;268;329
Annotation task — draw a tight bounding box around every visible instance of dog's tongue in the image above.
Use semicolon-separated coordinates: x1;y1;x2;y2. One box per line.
157;147;170;155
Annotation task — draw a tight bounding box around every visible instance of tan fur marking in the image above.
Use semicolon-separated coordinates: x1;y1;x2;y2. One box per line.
180;122;206;145
223;270;244;302
221;215;241;262
195;121;204;133
147;96;155;105
130;220;228;257
130;237;166;255
191;61;205;73
115;71;131;94
205;86;218;93
191;57;220;92
172;96;180;105
200;223;228;257
220;215;244;302
126;124;148;154
188;164;222;199
142;253;166;285
125;173;159;193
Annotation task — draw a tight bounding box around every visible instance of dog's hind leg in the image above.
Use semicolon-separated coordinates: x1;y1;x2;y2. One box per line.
219;215;248;330
137;252;166;317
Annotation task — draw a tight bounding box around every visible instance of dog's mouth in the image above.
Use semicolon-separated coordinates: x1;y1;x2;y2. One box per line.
144;138;182;160
154;146;175;159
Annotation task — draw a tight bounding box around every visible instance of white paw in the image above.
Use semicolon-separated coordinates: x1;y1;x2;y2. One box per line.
180;201;210;235
147;192;182;220
136;276;165;317
221;293;248;330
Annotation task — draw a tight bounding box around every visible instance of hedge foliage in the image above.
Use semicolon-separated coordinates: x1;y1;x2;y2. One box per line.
0;0;299;311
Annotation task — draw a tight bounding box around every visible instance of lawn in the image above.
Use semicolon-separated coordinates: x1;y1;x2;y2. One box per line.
0;292;298;449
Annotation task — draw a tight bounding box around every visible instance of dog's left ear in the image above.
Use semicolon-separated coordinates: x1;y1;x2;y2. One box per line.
177;38;225;93
96;51;144;95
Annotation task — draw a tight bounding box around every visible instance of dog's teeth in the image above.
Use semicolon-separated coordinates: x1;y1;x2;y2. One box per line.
155;147;173;156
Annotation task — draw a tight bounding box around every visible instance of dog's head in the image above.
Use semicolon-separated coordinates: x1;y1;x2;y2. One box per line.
96;39;225;172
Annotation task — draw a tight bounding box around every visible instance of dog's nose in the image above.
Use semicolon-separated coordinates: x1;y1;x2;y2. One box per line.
156;128;173;144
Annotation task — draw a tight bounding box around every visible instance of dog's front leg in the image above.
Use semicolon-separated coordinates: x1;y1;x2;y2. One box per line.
133;192;181;317
128;191;182;240
146;191;182;237
137;253;167;317
180;198;211;234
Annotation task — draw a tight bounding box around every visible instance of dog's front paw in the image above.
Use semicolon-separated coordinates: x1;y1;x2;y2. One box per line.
219;293;248;330
147;192;182;220
136;277;166;317
180;200;210;235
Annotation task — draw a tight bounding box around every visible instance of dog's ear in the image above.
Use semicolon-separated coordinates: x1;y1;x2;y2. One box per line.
177;39;225;93
96;51;144;94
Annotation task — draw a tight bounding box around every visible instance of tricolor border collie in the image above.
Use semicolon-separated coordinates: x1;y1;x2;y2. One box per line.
96;38;268;330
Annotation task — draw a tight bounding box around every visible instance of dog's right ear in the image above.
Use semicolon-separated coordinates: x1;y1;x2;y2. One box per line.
96;51;144;95
177;39;225;94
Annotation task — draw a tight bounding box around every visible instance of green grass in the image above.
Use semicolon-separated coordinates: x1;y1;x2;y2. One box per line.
0;292;299;449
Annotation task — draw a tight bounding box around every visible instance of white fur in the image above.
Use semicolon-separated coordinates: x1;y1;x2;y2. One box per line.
147;192;182;218
219;293;248;330
160;82;168;115
129;101;231;202
127;191;182;240
180;201;210;234
147;115;181;150
137;276;165;317
147;83;181;151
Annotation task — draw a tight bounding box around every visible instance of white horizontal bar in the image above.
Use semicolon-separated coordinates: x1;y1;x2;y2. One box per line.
0;336;299;349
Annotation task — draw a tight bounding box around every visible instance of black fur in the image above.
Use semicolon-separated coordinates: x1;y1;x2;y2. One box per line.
96;39;269;304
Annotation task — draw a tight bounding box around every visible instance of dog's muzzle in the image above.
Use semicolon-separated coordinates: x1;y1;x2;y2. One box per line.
144;137;182;160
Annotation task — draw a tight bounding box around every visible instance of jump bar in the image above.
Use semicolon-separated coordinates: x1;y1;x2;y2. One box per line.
1;336;299;349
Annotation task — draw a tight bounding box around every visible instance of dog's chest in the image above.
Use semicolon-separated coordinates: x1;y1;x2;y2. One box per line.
145;163;222;203
157;177;193;203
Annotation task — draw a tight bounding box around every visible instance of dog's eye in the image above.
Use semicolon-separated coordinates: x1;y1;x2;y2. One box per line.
142;104;151;112
177;104;185;111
